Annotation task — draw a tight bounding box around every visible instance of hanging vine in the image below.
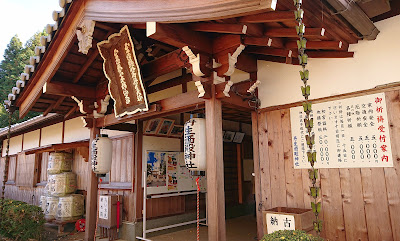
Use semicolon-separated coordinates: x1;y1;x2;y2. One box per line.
293;0;322;234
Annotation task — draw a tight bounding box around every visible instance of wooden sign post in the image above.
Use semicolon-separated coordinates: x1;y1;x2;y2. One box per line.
98;25;149;117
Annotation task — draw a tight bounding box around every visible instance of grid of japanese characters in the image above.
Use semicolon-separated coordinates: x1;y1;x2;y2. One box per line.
290;93;393;169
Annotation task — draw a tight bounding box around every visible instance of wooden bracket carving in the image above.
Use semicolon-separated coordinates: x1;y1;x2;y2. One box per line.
71;96;87;114
76;146;89;162
76;20;96;55
224;44;245;76
81;116;94;128
247;80;261;93
213;71;226;84
195;80;206;97
182;46;204;77
93;95;111;118
223;81;234;97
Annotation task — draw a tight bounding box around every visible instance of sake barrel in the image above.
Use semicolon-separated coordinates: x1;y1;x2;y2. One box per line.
51;172;77;197
57;194;84;221
48;152;73;174
39;195;47;212
46;174;56;194
45;196;59;220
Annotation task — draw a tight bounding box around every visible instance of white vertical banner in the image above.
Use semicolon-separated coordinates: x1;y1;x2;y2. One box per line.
291;93;393;169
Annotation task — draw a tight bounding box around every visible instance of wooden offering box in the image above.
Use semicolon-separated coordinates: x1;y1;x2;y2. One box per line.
263;207;314;234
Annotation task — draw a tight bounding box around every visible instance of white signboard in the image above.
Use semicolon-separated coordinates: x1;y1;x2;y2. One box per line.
266;213;295;234
291;93;393;169
99;195;108;220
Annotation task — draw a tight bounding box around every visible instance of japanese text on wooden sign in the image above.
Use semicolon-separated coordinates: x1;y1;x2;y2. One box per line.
290;93;393;169
98;25;149;117
99;195;108;220
266;213;295;234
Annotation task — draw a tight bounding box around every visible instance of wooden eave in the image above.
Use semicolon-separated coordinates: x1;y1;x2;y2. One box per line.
5;0;382;120
24;140;89;155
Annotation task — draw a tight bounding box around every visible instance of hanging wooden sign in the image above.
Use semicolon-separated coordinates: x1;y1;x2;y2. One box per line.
98;25;149;117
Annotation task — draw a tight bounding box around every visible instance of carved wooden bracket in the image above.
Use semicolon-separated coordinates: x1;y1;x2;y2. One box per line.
76;20;96;55
247;80;261;93
182;46;205;77
195;80;206;98
93;95;111;118
76;146;89;162
224;44;245;76
81;116;94;128
71;96;87;114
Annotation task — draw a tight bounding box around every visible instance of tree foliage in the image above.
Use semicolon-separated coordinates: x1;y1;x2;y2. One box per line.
0;30;47;128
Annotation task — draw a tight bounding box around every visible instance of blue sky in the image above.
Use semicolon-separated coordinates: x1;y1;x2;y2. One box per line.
0;0;60;61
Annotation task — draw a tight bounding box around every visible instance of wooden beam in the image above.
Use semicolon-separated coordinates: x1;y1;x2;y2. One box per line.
236;53;257;73
18;0;86;118
205;85;226;241
306;51;354;58
251;111;264;239
95;104;161;128
285;40;345;50
220;92;253;111
72;49;99;83
147;74;192;94
43;82;96;99
95;91;205;127
190;23;248;35
104;123;137;132
73;30;114;84
243;36;284;48
141;49;186;81
134;120;143;220
265;27;326;38
213;34;242;54
64;106;78;119
24;140;89;155
246;46;295;58
240;11;295;23
237;143;243;204
43;97;65;116
147;22;212;54
85;125;100;241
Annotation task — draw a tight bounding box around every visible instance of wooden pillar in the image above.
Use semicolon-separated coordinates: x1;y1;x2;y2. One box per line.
134;120;144;221
205;85;226;241
85;125;100;241
251;111;264;239
237;143;243;204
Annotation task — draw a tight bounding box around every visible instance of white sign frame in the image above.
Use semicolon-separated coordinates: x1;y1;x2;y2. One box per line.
290;93;393;169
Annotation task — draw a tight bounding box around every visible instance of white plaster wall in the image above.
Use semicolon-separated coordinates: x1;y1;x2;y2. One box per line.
2;135;23;156
64;117;90;143
40;122;63;146
23;130;40;151
258;15;400;108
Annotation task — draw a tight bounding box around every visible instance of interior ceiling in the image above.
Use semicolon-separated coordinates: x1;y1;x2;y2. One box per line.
29;0;389;118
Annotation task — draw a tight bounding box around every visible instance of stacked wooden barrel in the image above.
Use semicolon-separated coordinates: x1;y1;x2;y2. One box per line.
39;152;84;221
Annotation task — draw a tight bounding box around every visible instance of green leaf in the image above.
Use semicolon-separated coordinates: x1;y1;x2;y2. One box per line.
313;220;323;232
310;187;319;198
293;0;302;6
306;85;310;95
301;86;306;96
296;24;306;35
294;9;304;21
308;169;318;179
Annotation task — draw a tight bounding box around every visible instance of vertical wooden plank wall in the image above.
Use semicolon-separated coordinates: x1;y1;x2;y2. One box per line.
255;90;400;241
